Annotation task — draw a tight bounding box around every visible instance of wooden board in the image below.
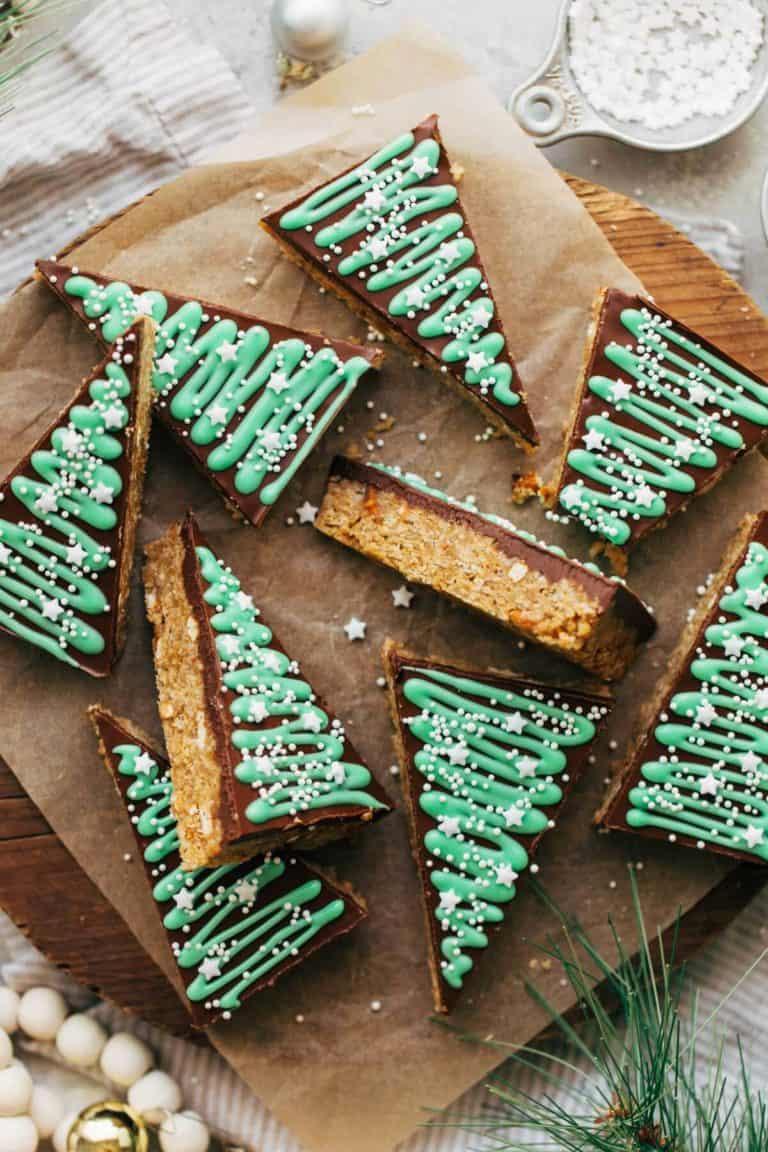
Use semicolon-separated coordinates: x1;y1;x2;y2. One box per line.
0;177;766;1039
0;756;194;1038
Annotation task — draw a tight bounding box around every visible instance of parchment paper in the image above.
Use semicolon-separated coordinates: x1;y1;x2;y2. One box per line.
1;24;766;1152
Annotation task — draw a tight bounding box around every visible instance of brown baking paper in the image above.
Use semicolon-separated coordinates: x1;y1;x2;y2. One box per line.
1;24;766;1152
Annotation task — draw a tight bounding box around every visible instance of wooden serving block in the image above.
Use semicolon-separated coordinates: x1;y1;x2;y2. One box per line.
0;178;766;1038
0;756;194;1037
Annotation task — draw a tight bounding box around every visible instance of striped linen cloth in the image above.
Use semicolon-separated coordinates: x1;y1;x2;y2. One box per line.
0;2;766;1150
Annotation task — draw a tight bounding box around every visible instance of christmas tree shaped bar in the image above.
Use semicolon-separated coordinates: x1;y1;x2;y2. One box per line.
597;513;768;863
260;115;538;449
37;260;382;528
548;289;768;569
0;319;153;675
383;642;612;1012
144;512;391;868
90;706;367;1028
317;456;656;681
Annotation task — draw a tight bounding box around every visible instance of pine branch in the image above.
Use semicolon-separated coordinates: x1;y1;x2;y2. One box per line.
0;0;82;114
443;869;767;1151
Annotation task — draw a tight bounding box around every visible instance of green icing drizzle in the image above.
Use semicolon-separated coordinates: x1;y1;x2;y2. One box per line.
60;274;372;510
196;545;386;826
114;742;345;1015
278;130;520;409
559;306;768;546
401;666;606;992
625;540;768;860
0;363;131;667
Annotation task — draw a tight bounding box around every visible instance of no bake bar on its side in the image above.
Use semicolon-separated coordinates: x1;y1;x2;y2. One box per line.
546;289;768;572
38;260;382;528
90;706;367;1028
383;641;613;1013
317;457;656;681
0;319;154;675
144;513;391;869
597;513;768;864
261;114;538;450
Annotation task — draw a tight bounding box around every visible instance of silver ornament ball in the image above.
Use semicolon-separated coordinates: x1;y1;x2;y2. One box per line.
271;0;350;62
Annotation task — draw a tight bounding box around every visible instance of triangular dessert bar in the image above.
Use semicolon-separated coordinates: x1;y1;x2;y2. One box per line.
144;512;391;868
383;642;612;1012
37;260;381;527
597;513;768;863
90;706;367;1027
0;319;153;675
547;289;768;570
261;114;538;448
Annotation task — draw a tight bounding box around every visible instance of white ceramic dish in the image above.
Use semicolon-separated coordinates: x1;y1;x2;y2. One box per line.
511;0;768;151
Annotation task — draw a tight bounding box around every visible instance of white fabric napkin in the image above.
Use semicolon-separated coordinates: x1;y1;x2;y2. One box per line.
0;2;765;1150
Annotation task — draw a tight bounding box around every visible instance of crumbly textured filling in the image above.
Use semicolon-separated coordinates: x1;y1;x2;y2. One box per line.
318;474;642;679
144;525;225;869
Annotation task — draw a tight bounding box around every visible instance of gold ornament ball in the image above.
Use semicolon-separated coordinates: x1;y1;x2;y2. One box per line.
66;1101;149;1152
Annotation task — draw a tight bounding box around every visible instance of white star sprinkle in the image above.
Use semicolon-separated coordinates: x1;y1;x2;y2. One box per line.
344;617;367;641
303;711;324;733
611;381;632;403
156;352;177;375
743;825;765;850
235;591;254;611
439;241;462;263
516;756;538;778
297;501;318;525
745;586;768;610
505;712;526;735
234;880;258;903
217;341;239;362
752;689;768;712
102;405;124;430
134;752;155;775
220;635;240;657
40;598;63;622
742;750;762;773
174;889;195;910
410;154;432;178
207;403;228;426
90;482;113;505
635;485;656;508
66;541;87;568
262;431;282;453
723;635;745;658
674;438;696;462
446;745;469;766
404;285;425;308
363;187;386;212
503;806;524;828
35;490;58;515
470;305;491;328
438;815;461;837
688;383;708;406
251;755;273;773
391;585;414;608
59;427;82;454
696;701;717;726
268;371;290;394
199;957;221;981
495;863;518;887
583;428;605;452
466;350;488;374
133;295;155;317
0;543;11;565
368;236;389;260
438;889;461;913
250;700;269;723
699;773;720;796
